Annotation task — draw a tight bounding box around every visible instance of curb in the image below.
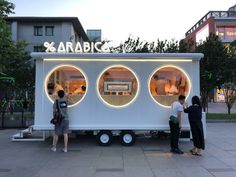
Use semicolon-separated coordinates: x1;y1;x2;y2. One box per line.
207;120;236;123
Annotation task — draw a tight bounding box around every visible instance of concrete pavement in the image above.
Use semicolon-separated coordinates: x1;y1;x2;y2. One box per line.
207;103;236;113
1;123;236;177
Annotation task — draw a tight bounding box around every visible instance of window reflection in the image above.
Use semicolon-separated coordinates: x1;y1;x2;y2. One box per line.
149;67;190;106
217;26;236;41
97;66;138;107
46;66;87;106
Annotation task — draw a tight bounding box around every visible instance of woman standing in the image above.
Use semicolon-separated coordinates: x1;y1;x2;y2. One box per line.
51;90;69;153
184;96;205;156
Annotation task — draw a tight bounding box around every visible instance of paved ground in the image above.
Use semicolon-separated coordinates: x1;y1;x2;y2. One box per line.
1;123;236;177
207;103;236;113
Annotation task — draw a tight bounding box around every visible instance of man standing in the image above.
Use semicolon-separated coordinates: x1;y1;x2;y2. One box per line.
169;95;185;154
51;90;69;153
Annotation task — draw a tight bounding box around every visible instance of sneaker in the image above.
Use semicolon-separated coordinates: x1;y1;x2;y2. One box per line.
51;146;56;152
176;149;184;154
62;148;67;153
171;148;184;154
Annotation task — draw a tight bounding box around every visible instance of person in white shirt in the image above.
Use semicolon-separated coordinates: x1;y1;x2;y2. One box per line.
169;95;186;154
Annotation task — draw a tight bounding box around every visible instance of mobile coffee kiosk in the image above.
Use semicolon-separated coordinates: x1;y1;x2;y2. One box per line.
15;52;205;145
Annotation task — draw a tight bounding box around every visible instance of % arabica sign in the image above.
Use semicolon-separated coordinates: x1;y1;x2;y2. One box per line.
44;42;109;53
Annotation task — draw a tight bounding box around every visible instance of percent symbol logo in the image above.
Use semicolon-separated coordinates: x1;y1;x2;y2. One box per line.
44;42;56;52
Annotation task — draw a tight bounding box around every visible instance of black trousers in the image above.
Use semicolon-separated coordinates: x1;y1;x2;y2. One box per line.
169;120;180;150
190;120;205;150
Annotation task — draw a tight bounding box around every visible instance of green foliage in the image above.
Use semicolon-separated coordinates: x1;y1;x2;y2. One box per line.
197;34;228;92
0;0;34;99
196;34;228;111
206;113;236;120
221;41;236;114
222;83;236;114
179;38;194;52
109;36;184;53
0;0;14;16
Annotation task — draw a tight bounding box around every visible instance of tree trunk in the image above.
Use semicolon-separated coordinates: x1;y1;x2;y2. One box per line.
228;107;231;115
227;104;231;115
201;91;208;112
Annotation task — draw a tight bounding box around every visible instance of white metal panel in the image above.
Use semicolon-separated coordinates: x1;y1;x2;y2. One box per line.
33;53;202;131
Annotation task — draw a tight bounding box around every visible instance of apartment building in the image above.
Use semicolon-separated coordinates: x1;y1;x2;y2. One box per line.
5;17;89;52
185;4;236;45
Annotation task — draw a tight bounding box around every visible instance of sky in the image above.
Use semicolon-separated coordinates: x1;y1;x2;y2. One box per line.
9;0;236;44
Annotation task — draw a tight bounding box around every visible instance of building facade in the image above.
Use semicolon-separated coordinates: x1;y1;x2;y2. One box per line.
5;17;89;52
185;4;236;44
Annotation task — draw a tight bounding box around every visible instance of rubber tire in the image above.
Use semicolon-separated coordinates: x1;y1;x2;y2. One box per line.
119;130;136;146
96;130;113;146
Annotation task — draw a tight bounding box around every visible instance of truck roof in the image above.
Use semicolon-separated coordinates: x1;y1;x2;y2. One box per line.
31;53;203;61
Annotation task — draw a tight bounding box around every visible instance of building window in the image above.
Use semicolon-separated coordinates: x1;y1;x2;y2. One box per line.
216;26;236;41
149;66;190;107
45;65;87;107
45;26;54;36
97;65;139;108
34;26;43;36
87;29;102;42
33;45;45;52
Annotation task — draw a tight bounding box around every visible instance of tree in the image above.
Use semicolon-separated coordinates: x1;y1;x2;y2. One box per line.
109;37;150;53
109;36;180;53
221;41;236;114
179;38;195;52
222;83;236;114
0;0;14;16
0;0;34;99
196;33;228;112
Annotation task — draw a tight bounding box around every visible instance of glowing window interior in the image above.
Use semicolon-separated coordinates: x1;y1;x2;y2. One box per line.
97;66;138;107
149;66;190;107
46;65;87;106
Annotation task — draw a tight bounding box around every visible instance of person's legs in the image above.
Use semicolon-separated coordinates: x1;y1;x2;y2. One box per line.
171;123;183;154
197;148;202;154
170;121;182;153
172;123;180;150
63;133;68;149
53;134;58;146
62;120;69;152
190;122;198;153
51;134;58;152
169;121;175;150
189;122;204;156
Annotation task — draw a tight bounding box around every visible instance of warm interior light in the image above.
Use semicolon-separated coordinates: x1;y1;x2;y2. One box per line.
44;64;88;107
96;65;140;108
148;65;191;108
44;58;192;62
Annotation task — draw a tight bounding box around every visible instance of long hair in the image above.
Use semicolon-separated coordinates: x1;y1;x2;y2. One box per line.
192;96;202;108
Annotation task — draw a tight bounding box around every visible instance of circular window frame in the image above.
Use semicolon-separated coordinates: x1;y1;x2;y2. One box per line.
96;65;140;109
148;65;191;108
44;64;88;107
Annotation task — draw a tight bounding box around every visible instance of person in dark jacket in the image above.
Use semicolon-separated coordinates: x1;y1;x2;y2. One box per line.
184;96;205;156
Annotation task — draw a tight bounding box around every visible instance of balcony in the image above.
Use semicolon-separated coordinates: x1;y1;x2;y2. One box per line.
186;11;236;37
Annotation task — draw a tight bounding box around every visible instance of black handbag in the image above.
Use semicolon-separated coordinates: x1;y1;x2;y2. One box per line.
50;100;62;125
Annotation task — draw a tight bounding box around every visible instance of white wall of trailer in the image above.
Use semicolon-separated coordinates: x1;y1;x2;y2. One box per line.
33;53;202;132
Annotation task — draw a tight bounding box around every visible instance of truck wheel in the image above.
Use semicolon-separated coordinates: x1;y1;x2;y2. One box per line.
120;131;136;146
96;130;113;146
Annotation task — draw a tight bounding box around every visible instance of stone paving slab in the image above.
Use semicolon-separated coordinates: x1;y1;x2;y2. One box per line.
1;123;236;177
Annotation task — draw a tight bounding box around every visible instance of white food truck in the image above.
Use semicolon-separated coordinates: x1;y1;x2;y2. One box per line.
26;53;204;145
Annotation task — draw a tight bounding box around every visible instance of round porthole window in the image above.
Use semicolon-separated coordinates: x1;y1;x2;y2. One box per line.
97;65;139;108
45;65;87;107
149;66;191;107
